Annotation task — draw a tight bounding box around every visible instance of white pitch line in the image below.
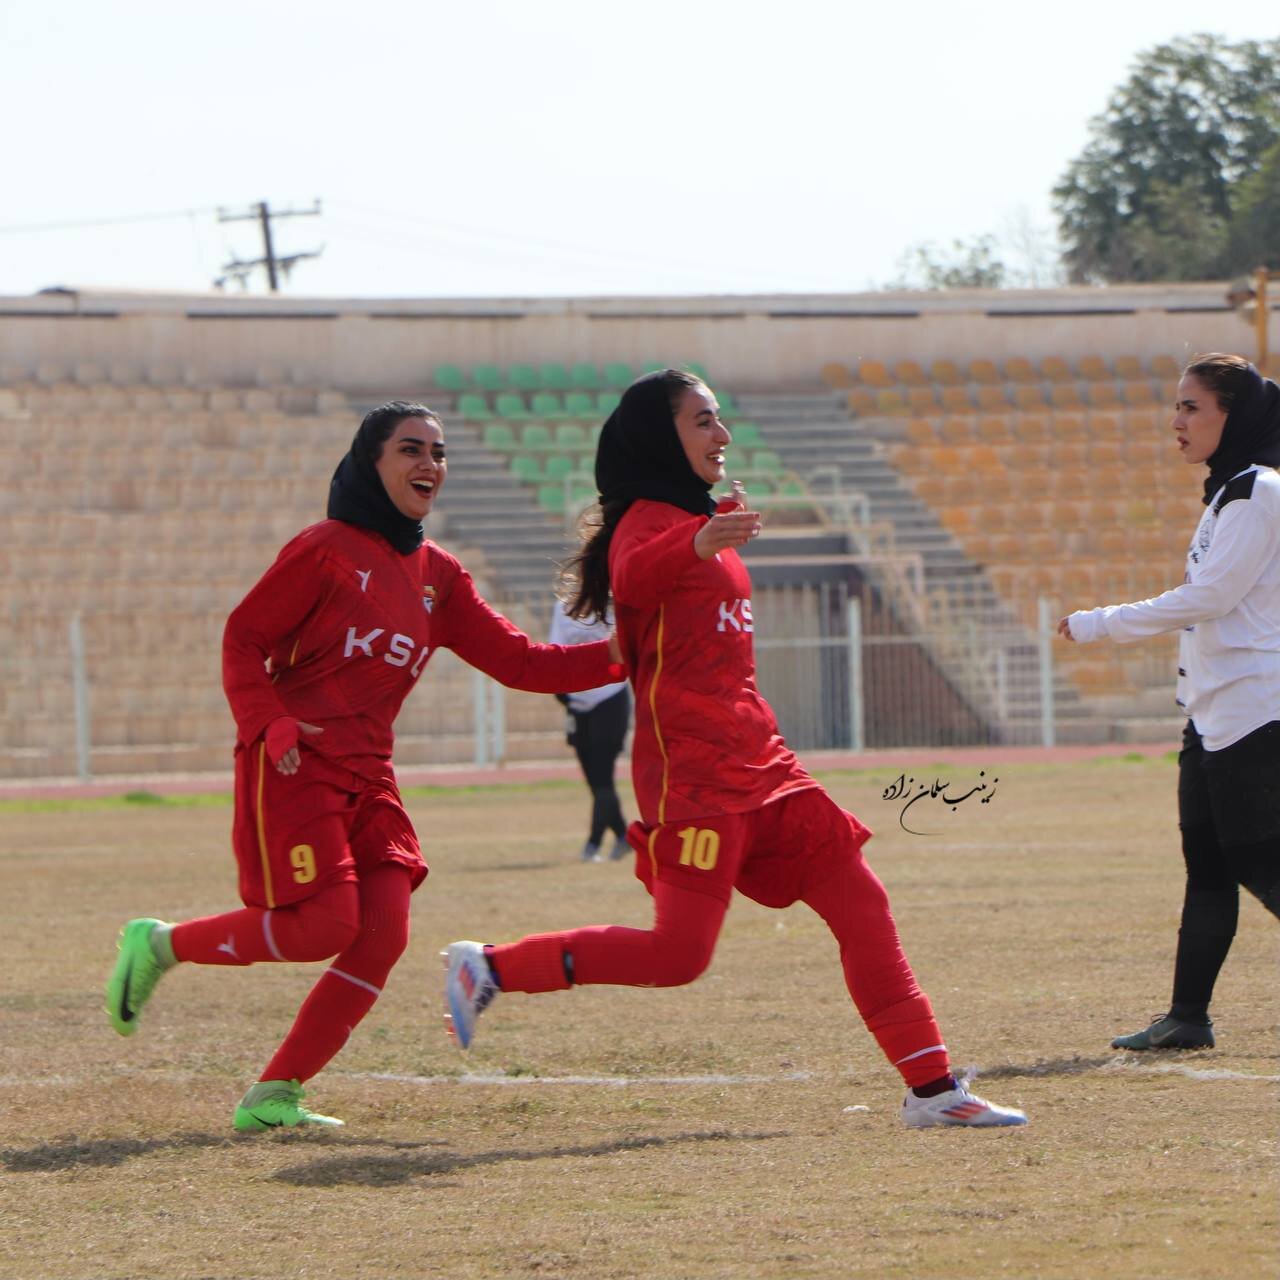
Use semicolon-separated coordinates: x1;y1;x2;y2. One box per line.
1106;1062;1280;1083
2;1063;1276;1090
358;1070;817;1087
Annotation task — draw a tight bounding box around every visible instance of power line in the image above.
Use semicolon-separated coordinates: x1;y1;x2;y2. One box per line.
216;200;323;292
0;207;219;235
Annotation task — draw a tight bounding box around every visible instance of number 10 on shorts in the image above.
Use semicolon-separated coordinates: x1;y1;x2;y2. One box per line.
676;826;720;871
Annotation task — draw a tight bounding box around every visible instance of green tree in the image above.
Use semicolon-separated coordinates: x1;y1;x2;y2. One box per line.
1053;33;1280;283
887;235;1007;289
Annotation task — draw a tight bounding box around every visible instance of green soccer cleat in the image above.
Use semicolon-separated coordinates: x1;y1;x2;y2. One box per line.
233;1079;345;1132
105;917;173;1037
1111;1013;1215;1051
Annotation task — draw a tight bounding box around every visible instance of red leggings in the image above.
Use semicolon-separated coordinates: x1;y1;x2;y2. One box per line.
170;863;411;1083
488;852;948;1088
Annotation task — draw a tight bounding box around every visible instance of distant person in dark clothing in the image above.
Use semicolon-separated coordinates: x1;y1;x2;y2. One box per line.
550;597;631;861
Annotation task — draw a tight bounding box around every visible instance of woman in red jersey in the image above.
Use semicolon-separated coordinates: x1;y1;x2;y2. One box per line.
444;371;1027;1128
105;400;622;1132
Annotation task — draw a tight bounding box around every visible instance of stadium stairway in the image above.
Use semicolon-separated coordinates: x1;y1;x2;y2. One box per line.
729;390;1122;743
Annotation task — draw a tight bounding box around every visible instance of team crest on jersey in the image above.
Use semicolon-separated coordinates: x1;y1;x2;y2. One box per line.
423;585;436;613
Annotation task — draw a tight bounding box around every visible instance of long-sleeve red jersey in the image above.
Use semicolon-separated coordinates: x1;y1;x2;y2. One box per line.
223;519;619;780
609;499;817;824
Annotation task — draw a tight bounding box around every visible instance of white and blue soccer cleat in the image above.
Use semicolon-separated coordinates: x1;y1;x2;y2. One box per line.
442;940;499;1050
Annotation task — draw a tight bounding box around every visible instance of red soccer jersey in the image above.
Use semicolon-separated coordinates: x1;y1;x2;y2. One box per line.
609;499;817;824
223;520;619;780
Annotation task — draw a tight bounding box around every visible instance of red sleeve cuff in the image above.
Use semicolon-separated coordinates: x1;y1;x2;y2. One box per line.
606;662;627;681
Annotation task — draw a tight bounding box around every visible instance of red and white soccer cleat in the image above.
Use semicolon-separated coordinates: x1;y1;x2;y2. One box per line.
901;1078;1027;1129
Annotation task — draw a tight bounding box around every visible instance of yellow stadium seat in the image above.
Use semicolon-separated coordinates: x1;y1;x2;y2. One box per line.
1013;385;1048;410
1086;383;1122;408
1055;441;1089;470
1014;415;1049;444
975;385;1011;411
1049;384;1084;409
846;388;876;416
1113;355;1144;380
856;360;893;388
938;416;976;445
1039;356;1073;382
1086;411;1124;440
904;418;938;447
875;389;908;415
970;445;1003;474
930;359;963;385
1054;412;1087;441
1003;357;1037;383
1088;441;1123;469
1120;381;1157;406
820;362;853;389
976;414;1013;444
1150;354;1181;379
967;359;1001;385
939;385;974;412
893;360;928;386
1078;356;1111;381
907;386;939;413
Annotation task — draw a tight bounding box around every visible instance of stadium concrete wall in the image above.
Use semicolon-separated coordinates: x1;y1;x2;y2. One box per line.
0;283;1259;394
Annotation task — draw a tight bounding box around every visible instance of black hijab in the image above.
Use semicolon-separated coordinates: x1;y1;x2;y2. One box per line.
327;425;425;556
595;371;716;519
1203;364;1280;504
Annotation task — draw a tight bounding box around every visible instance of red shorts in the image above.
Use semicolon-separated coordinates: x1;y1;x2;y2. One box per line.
630;786;871;908
231;740;427;910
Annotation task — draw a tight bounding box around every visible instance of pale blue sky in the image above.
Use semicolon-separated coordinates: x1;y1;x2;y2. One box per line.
1;1;1275;298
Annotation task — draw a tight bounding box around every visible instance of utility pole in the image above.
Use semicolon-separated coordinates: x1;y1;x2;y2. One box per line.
216;199;322;292
1226;265;1277;372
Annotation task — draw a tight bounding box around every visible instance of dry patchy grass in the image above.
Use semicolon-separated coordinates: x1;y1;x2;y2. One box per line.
1;758;1276;1279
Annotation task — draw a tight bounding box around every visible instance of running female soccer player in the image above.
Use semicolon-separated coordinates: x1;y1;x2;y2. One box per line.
1061;354;1280;1051
105;401;622;1131
444;370;1026;1128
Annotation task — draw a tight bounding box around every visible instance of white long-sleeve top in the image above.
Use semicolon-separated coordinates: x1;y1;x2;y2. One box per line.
1067;465;1280;750
548;600;628;713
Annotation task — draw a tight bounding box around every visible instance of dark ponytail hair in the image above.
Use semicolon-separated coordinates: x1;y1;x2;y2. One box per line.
559;369;707;621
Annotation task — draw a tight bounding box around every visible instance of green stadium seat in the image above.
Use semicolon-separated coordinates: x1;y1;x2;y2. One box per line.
589;422;604;443
743;476;775;496
537;483;567;512
576;451;596;473
510;455;542;483
564;391;596;418
457;393;492;419
521;423;553;451
685;361;711;381
640;359;668;374
716;391;739;415
731;422;763;447
749;449;783;472
544;455;574;481
508;363;540;391
539;362;572;390
777;478;806;497
531;391;564;416
554;423;587;450
473;363;504;391
494;392;530;419
603;361;634;387
570;363;601;390
482;423;517;451
595;391;621;415
434;364;467;391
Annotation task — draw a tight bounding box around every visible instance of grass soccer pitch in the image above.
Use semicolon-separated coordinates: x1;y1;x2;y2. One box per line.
1;756;1275;1280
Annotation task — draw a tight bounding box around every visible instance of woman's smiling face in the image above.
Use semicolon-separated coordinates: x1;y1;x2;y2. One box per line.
374;415;447;519
673;383;731;484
